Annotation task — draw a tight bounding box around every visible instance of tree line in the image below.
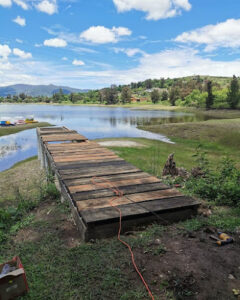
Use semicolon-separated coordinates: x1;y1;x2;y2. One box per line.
0;75;239;109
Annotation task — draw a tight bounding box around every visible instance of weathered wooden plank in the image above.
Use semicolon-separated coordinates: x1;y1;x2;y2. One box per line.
57;160;131;171
72;182;169;201
42;134;87;142
47;142;98;149
40;130;78;136
80;196;200;224
77;189;183;211
50;149;114;156
54;155;120;163
69;176;161;193
61;168;142;180
85;208;197;241
64;171;153;186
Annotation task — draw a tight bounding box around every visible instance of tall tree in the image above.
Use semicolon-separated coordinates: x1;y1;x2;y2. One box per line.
160;78;165;88
19;93;26;101
145;79;153;89
151;89;160;104
227;75;240;109
169;87;178;106
104;85;118;104
161;90;168;101
121;86;132;103
206;81;214;109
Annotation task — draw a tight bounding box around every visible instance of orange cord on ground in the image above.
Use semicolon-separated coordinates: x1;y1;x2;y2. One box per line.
91;176;155;300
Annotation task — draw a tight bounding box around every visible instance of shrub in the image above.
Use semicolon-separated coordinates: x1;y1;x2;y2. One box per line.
185;149;240;207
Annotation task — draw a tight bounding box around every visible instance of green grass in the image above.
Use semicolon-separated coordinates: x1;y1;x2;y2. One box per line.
181;207;240;232
0;122;51;137
11;156;38;169
101;136;239;175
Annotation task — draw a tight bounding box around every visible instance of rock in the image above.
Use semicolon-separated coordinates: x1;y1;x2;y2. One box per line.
198;207;212;217
154;239;161;245
228;274;235;280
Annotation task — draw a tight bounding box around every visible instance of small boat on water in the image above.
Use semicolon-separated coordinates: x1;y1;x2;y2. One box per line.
0;117;15;127
25;115;38;124
14;116;26;125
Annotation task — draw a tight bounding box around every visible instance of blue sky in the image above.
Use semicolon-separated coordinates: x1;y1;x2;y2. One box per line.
1;0;240;89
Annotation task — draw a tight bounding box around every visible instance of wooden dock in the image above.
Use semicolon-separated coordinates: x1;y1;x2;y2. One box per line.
37;126;200;241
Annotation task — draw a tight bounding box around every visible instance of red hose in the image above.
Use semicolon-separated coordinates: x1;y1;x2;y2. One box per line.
91;177;155;300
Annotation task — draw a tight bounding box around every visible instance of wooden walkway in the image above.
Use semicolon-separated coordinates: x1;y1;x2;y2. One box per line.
37;126;200;241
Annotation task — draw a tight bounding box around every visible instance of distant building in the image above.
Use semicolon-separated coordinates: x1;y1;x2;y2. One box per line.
131;96;148;103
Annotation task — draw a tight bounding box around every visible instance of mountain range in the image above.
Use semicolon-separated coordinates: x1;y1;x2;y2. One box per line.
0;84;89;97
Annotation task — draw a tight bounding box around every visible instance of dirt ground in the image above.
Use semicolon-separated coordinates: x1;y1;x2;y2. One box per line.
131;227;240;300
15;198;240;300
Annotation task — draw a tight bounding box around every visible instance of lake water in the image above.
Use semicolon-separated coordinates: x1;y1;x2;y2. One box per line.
0;104;194;171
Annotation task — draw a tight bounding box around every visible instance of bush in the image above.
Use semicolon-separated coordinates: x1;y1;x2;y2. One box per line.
185;150;240;207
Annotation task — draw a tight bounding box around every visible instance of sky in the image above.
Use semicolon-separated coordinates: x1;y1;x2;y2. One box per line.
1;0;240;89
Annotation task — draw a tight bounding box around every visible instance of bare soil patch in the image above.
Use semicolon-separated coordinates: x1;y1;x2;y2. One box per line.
15;201;81;248
99;140;145;147
127;226;240;299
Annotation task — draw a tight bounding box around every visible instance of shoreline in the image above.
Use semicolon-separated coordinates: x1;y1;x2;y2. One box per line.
0;122;51;137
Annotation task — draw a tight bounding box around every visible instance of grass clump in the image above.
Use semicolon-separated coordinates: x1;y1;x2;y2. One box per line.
0;179;60;242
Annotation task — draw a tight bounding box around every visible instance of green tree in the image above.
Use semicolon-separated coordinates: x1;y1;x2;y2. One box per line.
13;95;18;102
206;81;214;109
121;86;132;103
19;93;26;101
160;78;165;88
145;79;153;89
169;87;178;106
227;75;240;109
151;89;160;104
104;85;118;104
161;90;168;101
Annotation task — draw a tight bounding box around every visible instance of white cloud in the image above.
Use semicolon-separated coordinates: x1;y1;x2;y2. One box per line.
0;0;11;7
62;57;68;61
43;38;67;47
113;0;191;20
13;16;26;26
112;26;132;36
175;18;240;52
0;44;11;60
36;0;57;15
80;26;132;44
72;59;85;66
114;47;146;57
13;48;32;59
2;47;240;89
13;0;28;10
16;39;23;43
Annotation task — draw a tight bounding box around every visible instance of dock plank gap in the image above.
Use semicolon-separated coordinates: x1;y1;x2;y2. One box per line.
37;126;200;241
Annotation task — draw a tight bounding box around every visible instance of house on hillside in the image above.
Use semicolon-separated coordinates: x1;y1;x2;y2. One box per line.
131;96;148;103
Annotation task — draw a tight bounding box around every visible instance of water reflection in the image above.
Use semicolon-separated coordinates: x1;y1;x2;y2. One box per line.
0;144;21;158
0;104;196;171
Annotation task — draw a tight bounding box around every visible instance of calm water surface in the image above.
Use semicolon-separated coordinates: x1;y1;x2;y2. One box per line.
0;104;194;171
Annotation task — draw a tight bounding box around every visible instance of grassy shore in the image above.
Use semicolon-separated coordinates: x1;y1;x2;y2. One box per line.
0;154;239;299
0;122;51;137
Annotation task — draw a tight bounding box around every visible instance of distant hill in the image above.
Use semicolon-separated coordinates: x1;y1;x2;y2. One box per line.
0;84;89;97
